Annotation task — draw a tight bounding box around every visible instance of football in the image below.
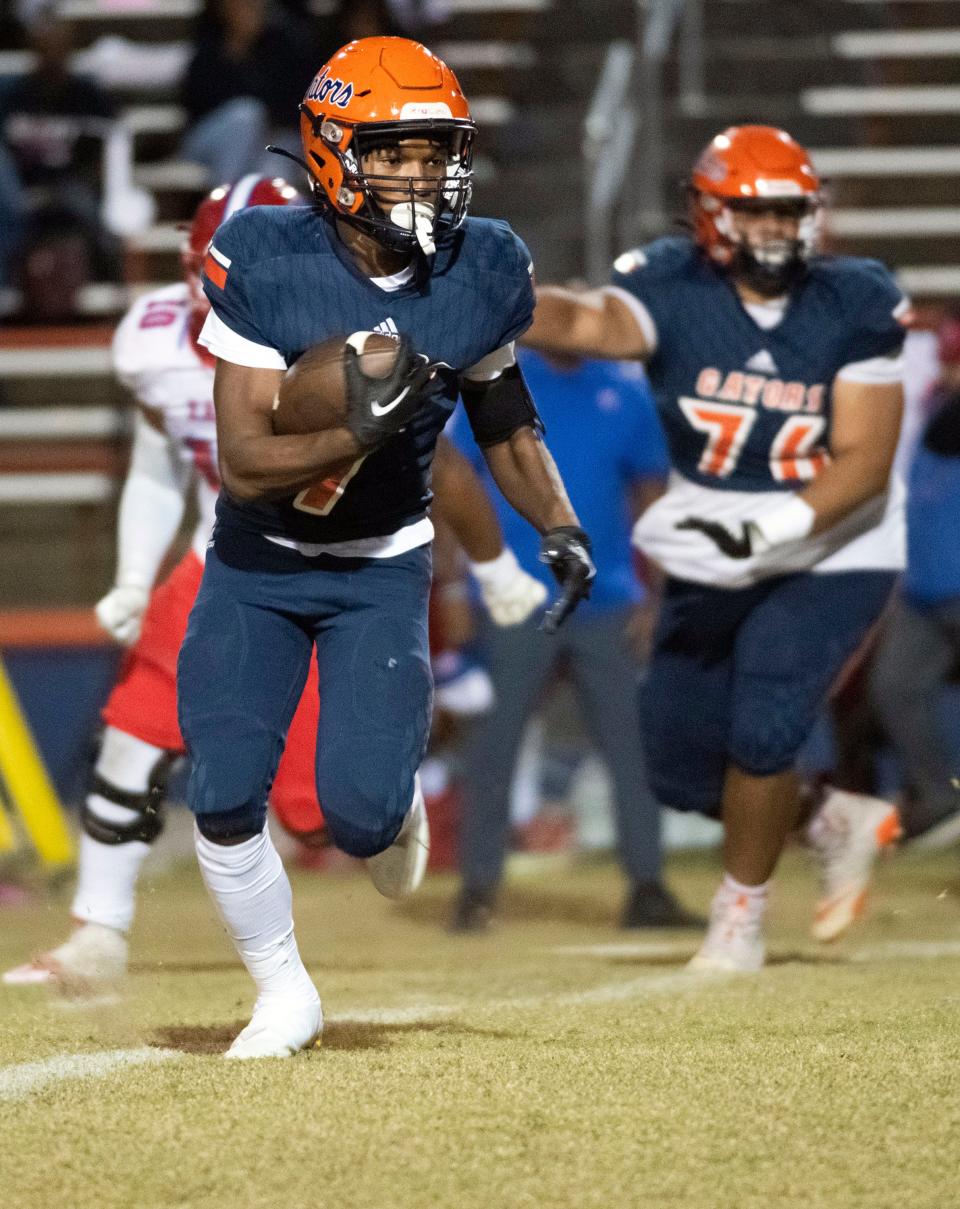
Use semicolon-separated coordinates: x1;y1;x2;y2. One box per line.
271;332;401;435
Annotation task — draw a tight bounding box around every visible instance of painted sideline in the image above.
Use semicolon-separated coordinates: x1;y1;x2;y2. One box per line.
0;1046;180;1102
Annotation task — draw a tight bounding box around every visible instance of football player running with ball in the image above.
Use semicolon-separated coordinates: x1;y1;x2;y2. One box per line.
3;175;545;994
526;126;905;973
176;37;594;1056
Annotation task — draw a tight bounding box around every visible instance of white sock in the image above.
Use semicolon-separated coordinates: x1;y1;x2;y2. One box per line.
720;872;769;917
71;728;165;933
194;824;317;1006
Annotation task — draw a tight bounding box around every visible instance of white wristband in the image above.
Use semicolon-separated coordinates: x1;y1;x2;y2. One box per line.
469;546;520;591
751;496;816;551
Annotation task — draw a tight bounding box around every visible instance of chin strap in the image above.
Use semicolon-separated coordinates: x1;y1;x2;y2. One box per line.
265;144;311;176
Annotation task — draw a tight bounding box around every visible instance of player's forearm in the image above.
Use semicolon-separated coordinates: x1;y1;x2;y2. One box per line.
219;428;364;501
797;447;895;534
115;472;186;587
524;286;649;360
114;412;189;588
483;426;578;534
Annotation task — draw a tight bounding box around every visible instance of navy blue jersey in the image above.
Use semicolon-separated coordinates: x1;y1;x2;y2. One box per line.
202;206;534;542
612;236;908;493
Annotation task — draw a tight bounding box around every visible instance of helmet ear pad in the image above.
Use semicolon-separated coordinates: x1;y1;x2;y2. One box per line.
299;108;366;218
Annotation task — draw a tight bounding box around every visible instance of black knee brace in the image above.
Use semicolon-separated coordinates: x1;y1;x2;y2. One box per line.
82;753;174;845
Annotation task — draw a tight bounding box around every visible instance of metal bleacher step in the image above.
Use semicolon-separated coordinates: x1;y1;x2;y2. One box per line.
811;145;960;175
896;265;960;295
134;160;208;191
0;345;115;377
123;95;514;141
833;27;960;56
829;205;960;236
803;84;960;113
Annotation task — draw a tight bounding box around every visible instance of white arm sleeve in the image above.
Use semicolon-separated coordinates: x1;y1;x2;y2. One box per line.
836;353;905;385
462;342;517;382
198;310;288;370
114;410;191;589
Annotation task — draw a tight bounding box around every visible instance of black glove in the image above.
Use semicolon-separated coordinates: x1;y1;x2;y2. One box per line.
538;526;595;633
343;334;434;449
676;516;754;559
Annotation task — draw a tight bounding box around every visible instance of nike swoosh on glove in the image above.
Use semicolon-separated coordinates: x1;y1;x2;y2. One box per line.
538;526;595;632
343;332;434;449
470;548;548;626
95;584;150;645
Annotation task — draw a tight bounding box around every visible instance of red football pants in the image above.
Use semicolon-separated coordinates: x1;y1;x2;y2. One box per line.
102;550;323;837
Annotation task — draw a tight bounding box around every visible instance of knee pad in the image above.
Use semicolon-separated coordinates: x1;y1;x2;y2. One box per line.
82;752;173;846
195;803;267;842
320;780;412;859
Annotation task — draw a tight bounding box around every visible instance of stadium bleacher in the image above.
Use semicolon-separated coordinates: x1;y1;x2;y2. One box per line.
2;0;959;611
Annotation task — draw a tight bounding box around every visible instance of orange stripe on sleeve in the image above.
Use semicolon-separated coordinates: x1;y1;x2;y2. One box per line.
203;253;228;289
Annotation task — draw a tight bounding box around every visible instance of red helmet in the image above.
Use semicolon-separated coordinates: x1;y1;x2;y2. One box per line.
182;174;302;314
690;125;822;292
299;36;475;254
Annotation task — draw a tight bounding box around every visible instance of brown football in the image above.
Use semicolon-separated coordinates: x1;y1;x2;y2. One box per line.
271;332;401;435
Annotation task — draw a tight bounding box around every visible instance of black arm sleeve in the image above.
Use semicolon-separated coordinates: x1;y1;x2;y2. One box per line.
459;364;544;448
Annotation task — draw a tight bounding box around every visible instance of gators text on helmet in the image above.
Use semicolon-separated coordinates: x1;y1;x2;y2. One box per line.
299;36;476;256
689;125;822;296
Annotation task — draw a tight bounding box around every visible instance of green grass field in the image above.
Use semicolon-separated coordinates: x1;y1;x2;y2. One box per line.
1;847;959;1209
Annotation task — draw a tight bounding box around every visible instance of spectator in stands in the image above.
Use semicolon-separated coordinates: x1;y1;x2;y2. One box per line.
179;0;319;184
870;314;960;845
448;349;703;932
0;10;121;301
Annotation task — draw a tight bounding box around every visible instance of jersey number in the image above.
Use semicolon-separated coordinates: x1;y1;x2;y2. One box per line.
138;299;183;329
679;399;828;482
293;456;366;516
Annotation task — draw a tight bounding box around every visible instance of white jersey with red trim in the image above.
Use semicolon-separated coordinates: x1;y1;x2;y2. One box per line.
112;283;218;559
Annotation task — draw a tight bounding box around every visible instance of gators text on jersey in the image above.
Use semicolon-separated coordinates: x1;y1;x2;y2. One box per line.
613;236;909;588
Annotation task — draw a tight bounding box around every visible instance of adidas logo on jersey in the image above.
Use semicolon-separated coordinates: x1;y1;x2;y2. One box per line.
745;349;779;375
373;317;401;341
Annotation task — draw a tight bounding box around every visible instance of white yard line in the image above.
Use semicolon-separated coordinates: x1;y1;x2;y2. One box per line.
546;941;695;960
329;967;693;1027
0;1046;180;1103
6;940;958;1095
546;939;960;962
851;940;960;961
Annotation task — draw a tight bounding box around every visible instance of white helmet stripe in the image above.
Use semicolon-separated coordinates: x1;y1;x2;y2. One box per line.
223;174;263;221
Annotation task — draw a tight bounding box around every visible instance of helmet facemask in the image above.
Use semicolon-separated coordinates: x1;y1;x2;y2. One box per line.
712;195;820;297
303;110;475;255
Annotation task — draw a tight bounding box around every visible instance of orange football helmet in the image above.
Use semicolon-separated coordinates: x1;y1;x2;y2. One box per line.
690;125;822;292
299;36;475;254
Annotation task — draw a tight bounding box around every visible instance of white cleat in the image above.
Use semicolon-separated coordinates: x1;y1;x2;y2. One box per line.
366;786;430;899
2;922;127;992
225;993;322;1060
687;885;765;974
808;788;902;943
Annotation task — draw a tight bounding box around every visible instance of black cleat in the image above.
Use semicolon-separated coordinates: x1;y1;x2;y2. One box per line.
620;881;705;930
448;886;496;934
